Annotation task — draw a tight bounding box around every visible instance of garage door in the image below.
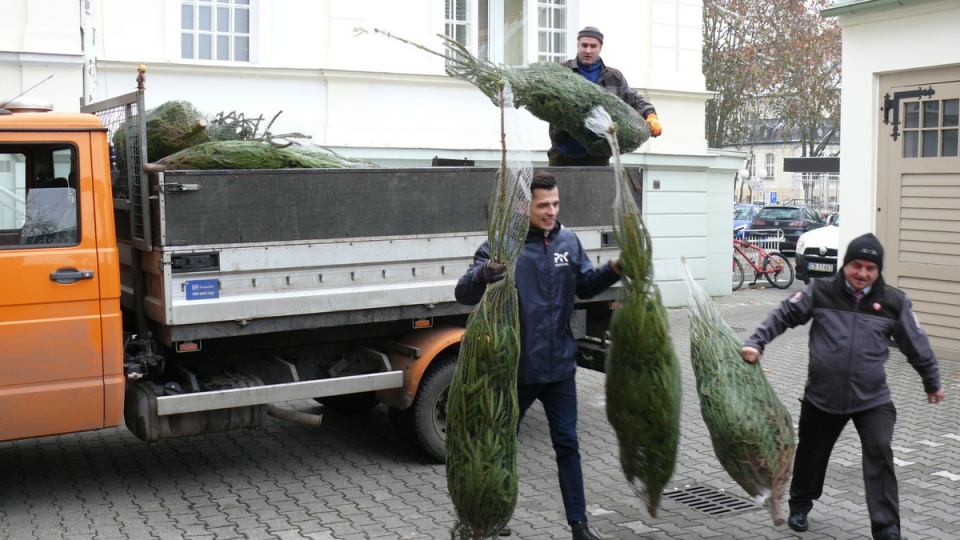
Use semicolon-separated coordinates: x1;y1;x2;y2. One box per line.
879;66;960;360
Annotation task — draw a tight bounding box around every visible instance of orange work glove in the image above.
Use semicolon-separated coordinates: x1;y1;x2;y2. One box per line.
646;113;663;137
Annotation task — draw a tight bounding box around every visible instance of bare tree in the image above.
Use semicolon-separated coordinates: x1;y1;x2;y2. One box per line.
704;0;842;157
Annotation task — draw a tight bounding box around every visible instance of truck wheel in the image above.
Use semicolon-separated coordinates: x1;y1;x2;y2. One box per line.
388;354;456;463
315;391;380;414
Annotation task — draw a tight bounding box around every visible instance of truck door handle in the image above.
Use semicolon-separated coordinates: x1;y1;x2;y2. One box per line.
50;268;95;284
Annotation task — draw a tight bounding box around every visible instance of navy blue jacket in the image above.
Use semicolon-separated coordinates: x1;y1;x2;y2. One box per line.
455;224;620;384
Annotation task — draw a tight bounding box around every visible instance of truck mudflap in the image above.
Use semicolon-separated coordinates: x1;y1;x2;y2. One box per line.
377;326;465;410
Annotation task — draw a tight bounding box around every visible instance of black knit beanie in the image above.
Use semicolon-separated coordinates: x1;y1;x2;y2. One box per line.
843;233;884;271
578;26;604;43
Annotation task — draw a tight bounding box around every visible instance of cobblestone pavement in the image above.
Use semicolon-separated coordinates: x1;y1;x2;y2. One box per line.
1;281;958;539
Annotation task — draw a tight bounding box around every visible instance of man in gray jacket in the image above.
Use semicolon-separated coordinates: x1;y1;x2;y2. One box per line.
547;26;661;166
741;233;944;540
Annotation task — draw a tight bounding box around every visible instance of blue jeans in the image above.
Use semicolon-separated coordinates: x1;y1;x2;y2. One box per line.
517;377;585;524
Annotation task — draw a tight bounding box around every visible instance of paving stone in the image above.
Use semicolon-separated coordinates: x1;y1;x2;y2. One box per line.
0;281;957;538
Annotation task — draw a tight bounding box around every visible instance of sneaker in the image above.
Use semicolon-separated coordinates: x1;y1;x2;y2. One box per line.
498;525;511;536
787;512;808;532
571;520;601;540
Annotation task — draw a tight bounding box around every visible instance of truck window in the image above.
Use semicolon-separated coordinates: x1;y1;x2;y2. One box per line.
0;145;79;248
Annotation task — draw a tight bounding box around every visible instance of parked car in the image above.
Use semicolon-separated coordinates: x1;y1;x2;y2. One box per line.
733;202;764;234
795;214;840;283
750;204;827;254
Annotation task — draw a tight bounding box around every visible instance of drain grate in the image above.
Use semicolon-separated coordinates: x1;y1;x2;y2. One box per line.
662;485;757;517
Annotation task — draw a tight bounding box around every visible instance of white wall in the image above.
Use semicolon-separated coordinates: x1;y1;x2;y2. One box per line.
831;0;960;254
2;0;741;305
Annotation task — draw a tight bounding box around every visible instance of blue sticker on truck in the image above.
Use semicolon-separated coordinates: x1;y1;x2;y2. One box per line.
186;279;220;300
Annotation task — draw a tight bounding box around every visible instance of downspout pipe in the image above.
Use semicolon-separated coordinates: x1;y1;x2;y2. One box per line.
80;0;97;106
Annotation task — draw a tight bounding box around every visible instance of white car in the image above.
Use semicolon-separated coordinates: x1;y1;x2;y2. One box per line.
795;215;840;283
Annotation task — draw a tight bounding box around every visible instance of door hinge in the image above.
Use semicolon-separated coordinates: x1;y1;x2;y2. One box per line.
882;86;935;141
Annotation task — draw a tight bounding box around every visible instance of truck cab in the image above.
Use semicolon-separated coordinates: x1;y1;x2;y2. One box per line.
0;104;124;440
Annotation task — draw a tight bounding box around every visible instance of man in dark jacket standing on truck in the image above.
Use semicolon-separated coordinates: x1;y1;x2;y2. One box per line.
741;233;944;540
548;26;662;166
455;170;620;540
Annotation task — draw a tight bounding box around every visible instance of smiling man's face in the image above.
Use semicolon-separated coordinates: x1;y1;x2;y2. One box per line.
529;187;559;231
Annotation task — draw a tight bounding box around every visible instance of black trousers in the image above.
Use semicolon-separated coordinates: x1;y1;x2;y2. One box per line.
789;398;900;540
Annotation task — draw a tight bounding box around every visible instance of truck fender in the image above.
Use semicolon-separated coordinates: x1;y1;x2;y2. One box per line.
376;326;464;409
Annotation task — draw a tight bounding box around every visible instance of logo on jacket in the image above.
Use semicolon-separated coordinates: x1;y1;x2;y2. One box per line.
554;252;570;267
789;291;803;303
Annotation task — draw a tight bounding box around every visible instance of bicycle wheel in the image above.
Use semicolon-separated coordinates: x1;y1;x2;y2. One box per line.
732;257;745;291
763;252;795;289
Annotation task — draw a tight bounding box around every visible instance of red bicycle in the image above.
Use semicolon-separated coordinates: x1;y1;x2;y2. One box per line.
733;237;794;291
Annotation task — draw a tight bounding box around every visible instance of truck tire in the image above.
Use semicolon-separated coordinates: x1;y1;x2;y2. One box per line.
315;391;380;414
388;354;456;463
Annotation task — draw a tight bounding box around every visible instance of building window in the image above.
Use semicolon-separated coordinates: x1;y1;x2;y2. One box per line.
445;0;469;45
537;0;567;63
181;0;250;62
445;0;470;67
903;98;959;158
765;153;775;179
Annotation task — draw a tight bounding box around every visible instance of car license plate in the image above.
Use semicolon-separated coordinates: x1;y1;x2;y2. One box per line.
808;262;834;272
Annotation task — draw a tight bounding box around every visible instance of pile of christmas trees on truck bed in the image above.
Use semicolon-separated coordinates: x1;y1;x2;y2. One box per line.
116;100;375;171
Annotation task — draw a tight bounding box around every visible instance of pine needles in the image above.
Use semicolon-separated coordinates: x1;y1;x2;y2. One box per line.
682;259;795;526
367;28;651;157
123;100;376;170
446;82;531;540
586;106;681;517
154;140;372;170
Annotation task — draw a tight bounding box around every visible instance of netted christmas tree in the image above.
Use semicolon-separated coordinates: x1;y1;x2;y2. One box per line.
154;140;372;170
445;82;532;540
585;106;682;517
682;259;795;526
120;101;376;171
114;100;210;172
366;28;651;157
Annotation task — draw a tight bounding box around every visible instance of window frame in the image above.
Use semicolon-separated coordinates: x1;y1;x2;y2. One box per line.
765;152;775;179
902;97;960;158
0;144;81;249
536;0;568;64
180;0;252;63
475;0;575;66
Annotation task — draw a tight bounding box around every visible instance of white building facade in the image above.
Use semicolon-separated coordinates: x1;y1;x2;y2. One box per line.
1;0;742;305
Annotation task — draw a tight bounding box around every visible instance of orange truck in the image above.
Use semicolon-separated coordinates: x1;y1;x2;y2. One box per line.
0;84;624;462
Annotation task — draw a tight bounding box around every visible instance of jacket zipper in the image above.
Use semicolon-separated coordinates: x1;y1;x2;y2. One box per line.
544;229;554;364
843;292;862;412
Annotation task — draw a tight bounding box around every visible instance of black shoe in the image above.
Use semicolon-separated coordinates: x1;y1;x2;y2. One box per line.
571;520;601;540
498;525;511;536
787;512;808;532
882;533;904;540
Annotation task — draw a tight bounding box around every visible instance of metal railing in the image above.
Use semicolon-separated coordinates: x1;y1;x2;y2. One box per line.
735;228;786;271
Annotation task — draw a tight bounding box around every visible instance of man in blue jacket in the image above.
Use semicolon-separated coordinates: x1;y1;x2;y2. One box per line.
455;170;620;540
741;233;944;540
